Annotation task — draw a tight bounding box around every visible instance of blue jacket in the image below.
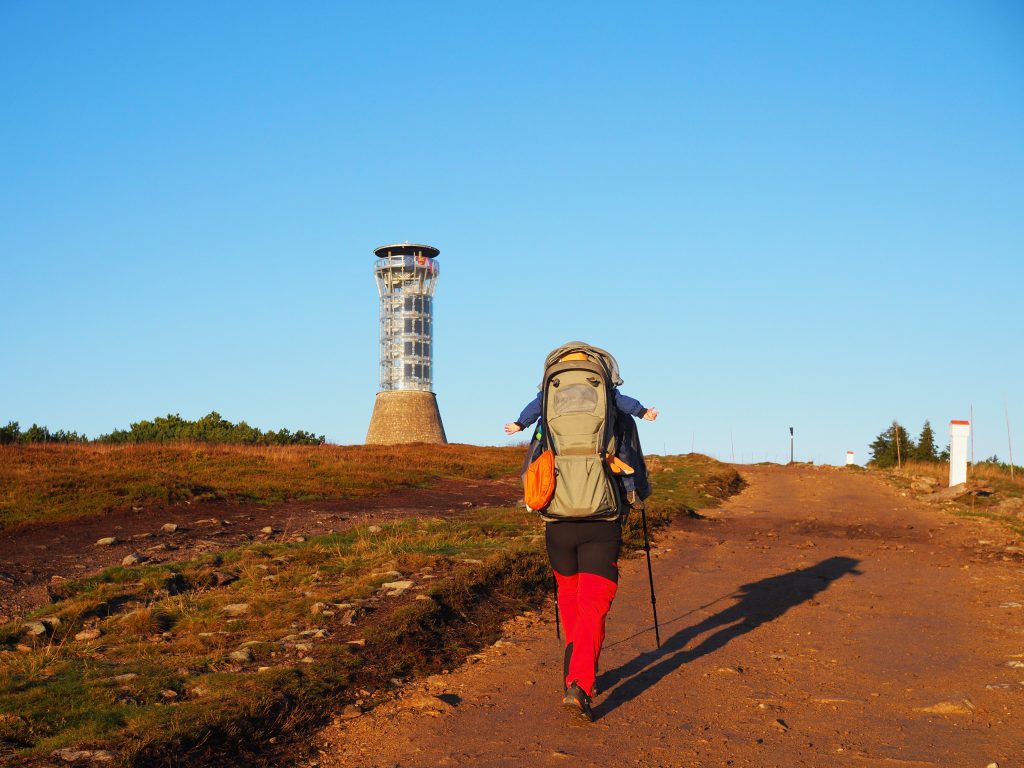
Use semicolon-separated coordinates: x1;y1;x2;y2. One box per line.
513;391;648;431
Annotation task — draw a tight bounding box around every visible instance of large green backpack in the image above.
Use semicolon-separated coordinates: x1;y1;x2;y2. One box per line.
536;342;623;522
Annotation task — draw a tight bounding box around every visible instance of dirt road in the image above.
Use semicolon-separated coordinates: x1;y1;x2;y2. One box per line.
315;464;1023;768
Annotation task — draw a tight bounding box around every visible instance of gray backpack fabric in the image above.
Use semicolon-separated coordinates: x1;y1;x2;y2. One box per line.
537;343;623;522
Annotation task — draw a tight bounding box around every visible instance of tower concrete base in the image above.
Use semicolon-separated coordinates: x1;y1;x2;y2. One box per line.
365;390;448;445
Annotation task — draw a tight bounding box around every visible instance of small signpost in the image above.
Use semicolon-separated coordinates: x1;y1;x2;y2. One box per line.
789;427;794;464
846;450;855;465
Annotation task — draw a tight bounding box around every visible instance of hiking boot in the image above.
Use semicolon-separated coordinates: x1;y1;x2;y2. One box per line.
626;490;645;510
562;681;594;722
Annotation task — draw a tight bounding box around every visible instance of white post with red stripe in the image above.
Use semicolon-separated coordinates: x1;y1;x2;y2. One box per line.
846;451;855;465
949;420;971;486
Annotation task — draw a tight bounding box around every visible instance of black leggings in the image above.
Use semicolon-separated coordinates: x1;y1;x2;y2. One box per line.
545;520;622;583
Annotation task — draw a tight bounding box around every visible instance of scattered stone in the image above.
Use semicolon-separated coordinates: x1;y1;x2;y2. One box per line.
999;602;1022;609
346;639;366;648
294;536;306;543
75;628;102;642
415;594;432;601
716;665;744;675
131;532;154;541
212;571;238;587
195;518;223;526
51;748;115;764
310;602;329;614
121;552;147;567
161;523;179;533
367;525;382;534
771;718;789;732
21;620;47;637
261;526;274;534
220;603;251;617
300;656;315;664
229;648;254;664
159;689;178;700
95;537;118;547
114;673;138;684
340;609;359;625
400;693;454;714
338;703;363;720
382;580;414;597
1003;660;1024;669
915;700;974;715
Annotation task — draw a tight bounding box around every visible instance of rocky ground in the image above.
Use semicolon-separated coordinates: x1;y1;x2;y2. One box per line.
0;477;521;622
309;464;1023;768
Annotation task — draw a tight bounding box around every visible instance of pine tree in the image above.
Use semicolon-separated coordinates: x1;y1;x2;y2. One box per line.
869;421;916;468
914;420;938;462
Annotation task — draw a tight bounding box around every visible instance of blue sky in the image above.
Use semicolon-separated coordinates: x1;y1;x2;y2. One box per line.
1;1;1021;464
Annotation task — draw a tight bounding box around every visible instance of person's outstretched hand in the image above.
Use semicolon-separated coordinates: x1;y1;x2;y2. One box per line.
504;422;522;435
642;408;659;421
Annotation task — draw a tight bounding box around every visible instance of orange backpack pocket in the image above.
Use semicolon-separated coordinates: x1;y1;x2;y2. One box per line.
524;449;556;510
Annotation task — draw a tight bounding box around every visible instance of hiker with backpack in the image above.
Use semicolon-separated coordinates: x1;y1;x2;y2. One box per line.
504;342;658;721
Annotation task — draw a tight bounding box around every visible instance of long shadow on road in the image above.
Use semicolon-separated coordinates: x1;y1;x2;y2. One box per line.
595;555;862;719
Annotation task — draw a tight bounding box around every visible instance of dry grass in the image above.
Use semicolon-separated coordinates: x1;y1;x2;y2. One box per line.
882;459;1024;536
0;443;524;529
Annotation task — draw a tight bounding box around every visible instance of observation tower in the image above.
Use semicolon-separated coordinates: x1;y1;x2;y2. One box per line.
365;243;447;444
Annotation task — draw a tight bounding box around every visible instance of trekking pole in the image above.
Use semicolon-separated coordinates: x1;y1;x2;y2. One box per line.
552;572;561;640
640;506;661;649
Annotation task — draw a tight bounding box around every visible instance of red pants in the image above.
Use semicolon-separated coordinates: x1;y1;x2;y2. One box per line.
547;520;621;697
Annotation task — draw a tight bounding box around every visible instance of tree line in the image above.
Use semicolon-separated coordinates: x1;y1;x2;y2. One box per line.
868;420;947;468
0;412;325;446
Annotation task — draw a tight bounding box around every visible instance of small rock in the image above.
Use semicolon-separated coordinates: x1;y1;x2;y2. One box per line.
195;518;223;526
22;620;48;637
382;580;414;592
229;648;254;664
772;718;789;732
261;526;274;534
401;693;454;713
121;552;146;567
415;594;432;601
159;689;178;700
1003;660;1024;669
340;609;359;626
114;673;138;683
338;703;363;720
95;537;118;547
161;523;179;533
220;603;251;617
75;628;102;642
131;532;154;541
346;639;366;648
915;700;974;715
367;525;382;533
310;602;328;614
300;656;315;664
212;571;238;587
52;748;115;764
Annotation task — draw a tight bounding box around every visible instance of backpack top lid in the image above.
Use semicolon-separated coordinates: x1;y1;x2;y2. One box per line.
539;341;623;390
